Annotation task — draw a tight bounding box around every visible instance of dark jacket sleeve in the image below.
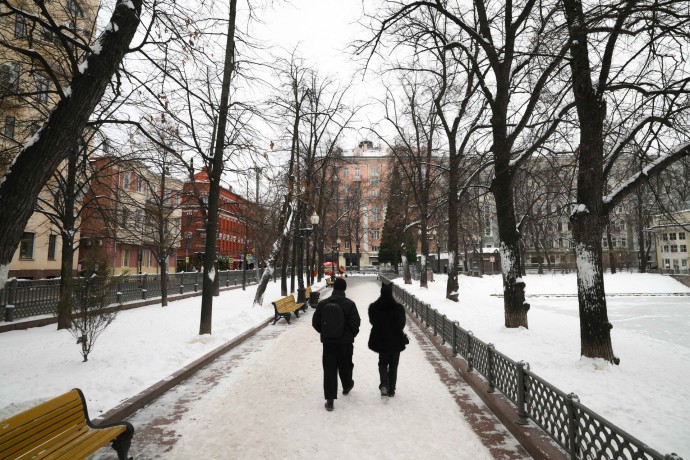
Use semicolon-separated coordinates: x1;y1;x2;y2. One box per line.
312;300;324;333
348;301;361;337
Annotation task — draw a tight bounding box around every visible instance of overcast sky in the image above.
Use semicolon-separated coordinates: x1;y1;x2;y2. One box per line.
254;0;388;149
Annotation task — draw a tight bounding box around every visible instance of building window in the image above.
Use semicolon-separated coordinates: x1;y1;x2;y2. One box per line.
48;234;57;260
120;207;129;227
15;15;26;38
19;232;35;259
679;232;686;240
372;245;379;251
670;232;677;240
370;178;380;186
67;0;84;17
123;171;130;189
137;175;144;192
602;239;608;248
354;167;361;179
36;74;49;103
662;233;668;240
611;236;617;248
371;228;380;240
122;248;130;267
1;62;21;92
663;245;669;252
621;237;627;248
664;258;670;269
370;167;379;177
342;168;349;177
372;206;380;222
135;209;143;229
4;116;15;139
671;245;678;253
680;244;687;253
370;189;379;198
345;241;351;249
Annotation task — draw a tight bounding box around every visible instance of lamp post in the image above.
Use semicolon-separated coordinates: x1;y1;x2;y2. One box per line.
184;231;192;271
297;211;319;302
331;238;340;282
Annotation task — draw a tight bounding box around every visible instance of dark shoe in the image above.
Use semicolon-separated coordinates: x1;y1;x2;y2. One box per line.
343;380;354;395
388;390;395;397
325;399;334;411
380;385;388;397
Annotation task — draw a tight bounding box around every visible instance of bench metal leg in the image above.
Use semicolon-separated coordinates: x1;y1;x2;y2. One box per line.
284;313;291;325
112;426;134;460
294;309;300;318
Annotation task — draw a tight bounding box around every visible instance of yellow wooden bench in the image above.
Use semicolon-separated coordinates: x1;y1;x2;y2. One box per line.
0;388;134;460
304;286;312;311
271;294;305;325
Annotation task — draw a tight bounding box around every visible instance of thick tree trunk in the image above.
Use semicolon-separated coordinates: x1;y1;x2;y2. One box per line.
402;254;412;284
199;0;238;335
492;165;529;328
563;0;618;363
57;233;75;330
160;255;169;307
446;142;460;301
57;149;78;329
0;0;142;288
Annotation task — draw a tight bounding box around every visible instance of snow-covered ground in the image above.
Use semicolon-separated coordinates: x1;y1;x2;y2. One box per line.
0;272;687;457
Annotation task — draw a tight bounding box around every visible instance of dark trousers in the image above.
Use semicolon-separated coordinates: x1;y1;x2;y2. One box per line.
378;352;400;391
322;343;354;400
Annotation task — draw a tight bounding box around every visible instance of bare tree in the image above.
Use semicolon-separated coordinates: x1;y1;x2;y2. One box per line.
0;0;143;288
562;0;690;363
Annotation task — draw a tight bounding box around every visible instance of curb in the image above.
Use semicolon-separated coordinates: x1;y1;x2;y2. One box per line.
406;310;567;459
96;316;273;425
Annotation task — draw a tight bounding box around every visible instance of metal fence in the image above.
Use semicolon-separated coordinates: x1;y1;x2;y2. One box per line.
382;275;682;460
0;270;261;322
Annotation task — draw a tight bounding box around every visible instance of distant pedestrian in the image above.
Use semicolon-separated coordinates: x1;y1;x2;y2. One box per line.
368;282;408;397
312;277;361;411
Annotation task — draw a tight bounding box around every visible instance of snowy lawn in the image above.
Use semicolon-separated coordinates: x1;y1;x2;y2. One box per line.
0;273;687;457
392;272;689;457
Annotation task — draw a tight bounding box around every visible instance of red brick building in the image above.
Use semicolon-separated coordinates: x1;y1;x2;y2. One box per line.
178;169;252;271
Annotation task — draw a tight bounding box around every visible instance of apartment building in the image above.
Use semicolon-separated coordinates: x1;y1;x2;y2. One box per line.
648;210;690;274
1;0;99;279
332;140;390;267
79;157;183;275
178;168;251;271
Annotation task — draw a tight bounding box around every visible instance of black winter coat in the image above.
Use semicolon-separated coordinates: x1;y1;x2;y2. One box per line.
312;289;361;344
368;289;407;353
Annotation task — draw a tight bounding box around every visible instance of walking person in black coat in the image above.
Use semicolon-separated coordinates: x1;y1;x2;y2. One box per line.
368;282;407;397
312;277;361;411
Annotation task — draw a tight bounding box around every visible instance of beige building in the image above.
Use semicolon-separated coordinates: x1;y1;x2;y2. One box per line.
334;140;390;267
1;0;99;279
648;210;690;274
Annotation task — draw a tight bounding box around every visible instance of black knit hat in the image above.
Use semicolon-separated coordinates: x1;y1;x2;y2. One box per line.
334;278;347;291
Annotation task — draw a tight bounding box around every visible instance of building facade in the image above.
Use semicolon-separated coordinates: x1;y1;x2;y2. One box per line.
648;210;690;274
1;0;99;279
178;168;251;271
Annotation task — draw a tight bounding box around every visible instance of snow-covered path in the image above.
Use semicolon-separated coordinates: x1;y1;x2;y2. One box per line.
90;277;529;459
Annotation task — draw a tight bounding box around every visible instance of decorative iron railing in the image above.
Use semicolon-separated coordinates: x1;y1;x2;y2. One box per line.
0;270;262;322
382;276;682;460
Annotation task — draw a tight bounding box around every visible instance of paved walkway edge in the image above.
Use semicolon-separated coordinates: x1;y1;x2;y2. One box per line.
95;315;273;425
406;310;567;460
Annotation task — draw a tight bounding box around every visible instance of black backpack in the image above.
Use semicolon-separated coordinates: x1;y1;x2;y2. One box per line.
321;302;345;339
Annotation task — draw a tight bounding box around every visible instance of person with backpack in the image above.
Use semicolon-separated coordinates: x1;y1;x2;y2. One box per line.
368;281;408;397
312;277;361;411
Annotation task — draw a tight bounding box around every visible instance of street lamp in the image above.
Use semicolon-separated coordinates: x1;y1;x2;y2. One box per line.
331;238;341;282
184;231;192;271
297;211;320;302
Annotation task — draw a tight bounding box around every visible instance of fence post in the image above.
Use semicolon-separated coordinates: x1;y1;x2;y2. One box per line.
141;274;148;300
117;280;123;304
441;314;446;344
467;331;474;372
194;272;199;292
566;392;580;459
515;361;530;425
226;270;230;287
4;279;17;322
487;343;495;393
433;309;438;336
452;321;459;356
180;273;185;295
